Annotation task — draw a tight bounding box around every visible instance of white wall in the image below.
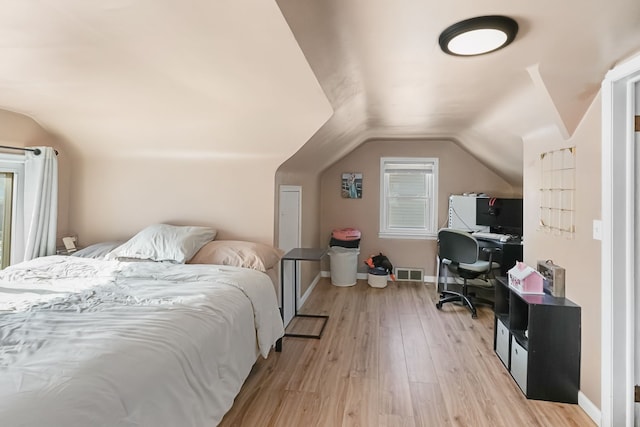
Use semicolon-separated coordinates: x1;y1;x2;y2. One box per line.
522;94;602;408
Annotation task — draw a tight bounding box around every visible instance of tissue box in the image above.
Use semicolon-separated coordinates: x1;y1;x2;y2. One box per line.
508;262;544;294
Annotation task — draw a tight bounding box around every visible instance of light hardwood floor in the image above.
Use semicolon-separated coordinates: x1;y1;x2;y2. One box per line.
219;278;595;427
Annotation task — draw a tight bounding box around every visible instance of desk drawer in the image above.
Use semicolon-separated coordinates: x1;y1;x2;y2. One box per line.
495;319;510;368
510;336;528;394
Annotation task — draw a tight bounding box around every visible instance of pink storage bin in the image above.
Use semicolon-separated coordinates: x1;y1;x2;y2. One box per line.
331;228;361;241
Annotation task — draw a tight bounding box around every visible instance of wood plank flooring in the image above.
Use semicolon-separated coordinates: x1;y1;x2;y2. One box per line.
219;278;594;427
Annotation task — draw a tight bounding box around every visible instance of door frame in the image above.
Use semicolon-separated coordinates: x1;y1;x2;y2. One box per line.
601;52;640;427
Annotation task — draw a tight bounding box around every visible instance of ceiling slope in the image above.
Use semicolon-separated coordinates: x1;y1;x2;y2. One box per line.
0;0;332;160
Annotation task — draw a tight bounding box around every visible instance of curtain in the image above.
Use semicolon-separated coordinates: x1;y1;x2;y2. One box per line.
22;147;58;261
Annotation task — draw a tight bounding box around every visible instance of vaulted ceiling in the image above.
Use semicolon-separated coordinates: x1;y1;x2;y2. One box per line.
276;0;640;187
0;1;639;189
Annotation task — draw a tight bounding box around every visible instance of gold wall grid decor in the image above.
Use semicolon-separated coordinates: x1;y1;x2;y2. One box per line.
539;146;575;237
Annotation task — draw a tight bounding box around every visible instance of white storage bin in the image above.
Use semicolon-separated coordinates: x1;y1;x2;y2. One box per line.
495;319;510;368
367;272;388;288
510;336;528;394
328;246;359;287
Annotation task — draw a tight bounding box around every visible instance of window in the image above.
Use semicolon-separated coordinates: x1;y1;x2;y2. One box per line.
0;173;14;268
379;157;438;239
0;154;25;268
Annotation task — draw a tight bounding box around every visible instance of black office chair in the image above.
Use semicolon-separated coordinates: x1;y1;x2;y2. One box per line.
435;228;500;318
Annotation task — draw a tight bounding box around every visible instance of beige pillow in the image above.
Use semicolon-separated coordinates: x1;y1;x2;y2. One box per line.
188;240;283;272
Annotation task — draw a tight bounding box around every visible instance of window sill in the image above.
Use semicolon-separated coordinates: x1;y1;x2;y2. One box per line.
378;232;437;240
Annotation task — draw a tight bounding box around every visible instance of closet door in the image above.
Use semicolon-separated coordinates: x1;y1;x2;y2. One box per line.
278;185;301;327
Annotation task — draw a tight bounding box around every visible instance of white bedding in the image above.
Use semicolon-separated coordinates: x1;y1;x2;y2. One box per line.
0;256;284;427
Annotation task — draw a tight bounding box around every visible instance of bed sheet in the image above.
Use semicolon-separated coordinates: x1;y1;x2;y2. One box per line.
0;256;284;427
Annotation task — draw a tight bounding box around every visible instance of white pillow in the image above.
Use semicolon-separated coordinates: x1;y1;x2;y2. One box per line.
106;224;217;263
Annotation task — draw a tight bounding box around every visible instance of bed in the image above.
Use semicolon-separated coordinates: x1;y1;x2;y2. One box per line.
0;224;285;427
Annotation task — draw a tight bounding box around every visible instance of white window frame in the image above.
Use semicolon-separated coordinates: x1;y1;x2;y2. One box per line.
379;157;438;239
0;153;25;266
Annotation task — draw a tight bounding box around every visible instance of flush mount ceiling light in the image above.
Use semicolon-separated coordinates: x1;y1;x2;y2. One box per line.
439;15;518;56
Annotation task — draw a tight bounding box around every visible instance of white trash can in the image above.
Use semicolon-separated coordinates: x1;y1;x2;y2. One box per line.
328;246;360;287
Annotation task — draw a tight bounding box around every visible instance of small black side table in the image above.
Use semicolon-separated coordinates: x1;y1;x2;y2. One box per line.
279;248;329;343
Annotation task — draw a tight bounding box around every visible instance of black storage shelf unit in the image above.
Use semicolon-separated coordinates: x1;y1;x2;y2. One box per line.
493;276;581;403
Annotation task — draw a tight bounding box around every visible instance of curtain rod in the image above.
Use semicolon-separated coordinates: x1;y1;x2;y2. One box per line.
0;145;58;155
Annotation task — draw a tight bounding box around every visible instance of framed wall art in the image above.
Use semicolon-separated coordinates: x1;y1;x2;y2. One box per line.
341;173;362;199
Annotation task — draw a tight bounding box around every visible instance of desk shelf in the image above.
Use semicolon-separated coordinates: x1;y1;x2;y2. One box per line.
475;237;523;277
494;277;581;403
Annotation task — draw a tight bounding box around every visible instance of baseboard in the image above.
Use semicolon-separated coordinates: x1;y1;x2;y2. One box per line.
578;391;601;426
425;275;457;284
320;270;367;280
299;272;321;307
321;271;448;284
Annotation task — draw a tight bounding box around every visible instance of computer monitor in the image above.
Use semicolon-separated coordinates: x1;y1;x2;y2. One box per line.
476;197;523;236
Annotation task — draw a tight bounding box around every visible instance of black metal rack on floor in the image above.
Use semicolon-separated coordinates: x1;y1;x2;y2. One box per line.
278;248;329;347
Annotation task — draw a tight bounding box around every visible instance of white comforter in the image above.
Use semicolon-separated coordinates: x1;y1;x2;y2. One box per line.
0;256;284;427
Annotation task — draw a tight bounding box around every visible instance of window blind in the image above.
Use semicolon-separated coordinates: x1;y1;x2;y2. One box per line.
380;158;438;236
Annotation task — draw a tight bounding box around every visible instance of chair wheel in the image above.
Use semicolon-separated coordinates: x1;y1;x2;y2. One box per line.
471;311;478;319
436;302;442;310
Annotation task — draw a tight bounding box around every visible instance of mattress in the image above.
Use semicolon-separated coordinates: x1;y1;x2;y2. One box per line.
0;256;284;427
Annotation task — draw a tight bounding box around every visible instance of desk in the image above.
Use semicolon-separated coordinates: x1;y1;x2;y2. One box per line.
279;248;329;342
475;237;523;276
